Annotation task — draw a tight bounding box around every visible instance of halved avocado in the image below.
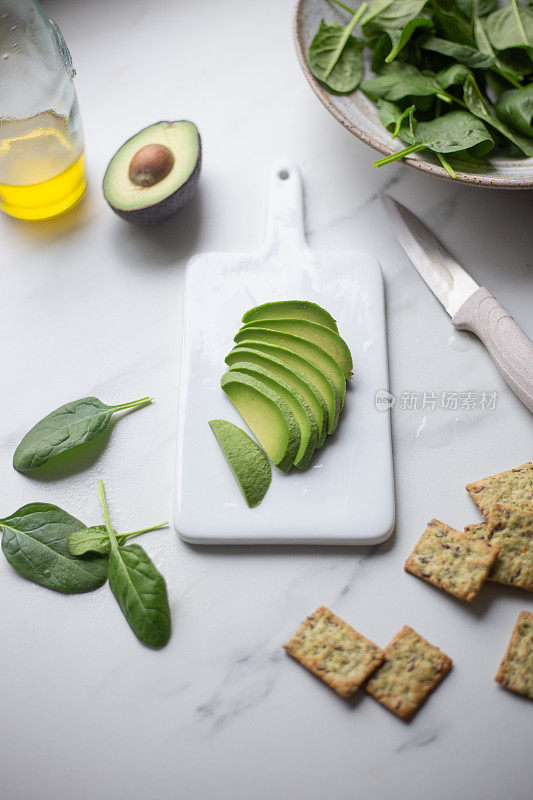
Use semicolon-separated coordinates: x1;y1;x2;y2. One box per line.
225;347;327;446
209;419;271;507
242;301;338;333
220;371;300;472
234;327;346;405
228;362;319;470
103;121;201;225
230;343;340;435
241;319;353;379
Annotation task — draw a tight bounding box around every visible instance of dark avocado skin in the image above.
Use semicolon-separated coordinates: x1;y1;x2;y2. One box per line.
105;125;201;226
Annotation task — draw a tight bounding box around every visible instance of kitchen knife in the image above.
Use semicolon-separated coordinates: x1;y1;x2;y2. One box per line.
381;194;533;413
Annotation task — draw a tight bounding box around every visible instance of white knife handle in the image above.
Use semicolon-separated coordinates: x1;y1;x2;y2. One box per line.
452;286;533;412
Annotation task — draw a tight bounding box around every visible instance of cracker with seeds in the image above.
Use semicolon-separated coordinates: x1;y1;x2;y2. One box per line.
283;606;383;698
366;625;452;720
464;521;489;538
495;610;533;701
466;462;533;519
404;519;498;601
465;507;532;591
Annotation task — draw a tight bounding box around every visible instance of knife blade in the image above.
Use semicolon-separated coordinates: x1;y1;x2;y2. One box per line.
381;194;478;317
381;194;533;413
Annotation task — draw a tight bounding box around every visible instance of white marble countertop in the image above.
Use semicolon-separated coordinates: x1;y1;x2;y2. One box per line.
1;2;531;799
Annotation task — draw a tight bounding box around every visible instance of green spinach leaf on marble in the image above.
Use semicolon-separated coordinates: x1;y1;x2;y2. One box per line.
0;503;108;593
14;395;153;472
98;481;171;650
67;522;168;556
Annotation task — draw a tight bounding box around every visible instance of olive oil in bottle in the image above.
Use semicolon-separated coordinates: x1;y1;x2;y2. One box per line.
0;110;86;220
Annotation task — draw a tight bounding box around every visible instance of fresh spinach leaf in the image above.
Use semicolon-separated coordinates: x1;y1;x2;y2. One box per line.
13;395;153;472
374;109;494;167
98;481;171;650
67;522;168;556
463;74;533;154
308;5;367;93
369;32;391;71
431;0;475;46
456;0;497;20
363;0;433;62
375;99;416;137
421;35;495;67
0;503;108;593
495;84;533;136
361;0;395;25
436;62;472;87
485;3;533;50
361;62;453;101
474;16;524;87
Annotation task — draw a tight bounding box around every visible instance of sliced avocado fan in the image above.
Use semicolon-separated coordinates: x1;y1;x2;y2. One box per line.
230;342;340;435
220;371;300;472
225;346;328;446
227;362;319;470
242;301;338;333
209;420;271;507
234;327;346;405
241;318;353;379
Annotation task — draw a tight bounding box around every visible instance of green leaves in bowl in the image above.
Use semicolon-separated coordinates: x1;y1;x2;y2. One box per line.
373;108;494;178
495;84;533;135
13;395;152;472
308;4;367;92
306;0;533;178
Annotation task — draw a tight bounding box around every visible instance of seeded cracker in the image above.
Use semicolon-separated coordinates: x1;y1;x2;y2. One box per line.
366;625;452;720
404;519;498;601
464;521;489;538
466;506;532;591
283;606;383;698
495;611;533;701
466;462;533;519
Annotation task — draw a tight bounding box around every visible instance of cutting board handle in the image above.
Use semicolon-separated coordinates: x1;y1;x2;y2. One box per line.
262;161;306;256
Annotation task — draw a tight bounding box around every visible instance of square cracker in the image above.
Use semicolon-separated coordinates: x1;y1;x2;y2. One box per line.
283;606;383;699
366;625;452;720
495;610;533;701
466;462;533;519
466;506;532;592
404;519;498;601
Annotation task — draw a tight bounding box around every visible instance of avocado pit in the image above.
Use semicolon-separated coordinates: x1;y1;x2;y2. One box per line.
129;144;174;188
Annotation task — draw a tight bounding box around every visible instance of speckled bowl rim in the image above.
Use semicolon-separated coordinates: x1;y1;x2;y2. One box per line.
293;0;533;190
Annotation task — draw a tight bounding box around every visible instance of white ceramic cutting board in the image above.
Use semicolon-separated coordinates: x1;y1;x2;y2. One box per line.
174;162;394;544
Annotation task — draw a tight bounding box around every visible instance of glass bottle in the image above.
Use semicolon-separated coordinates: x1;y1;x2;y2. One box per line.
0;0;86;220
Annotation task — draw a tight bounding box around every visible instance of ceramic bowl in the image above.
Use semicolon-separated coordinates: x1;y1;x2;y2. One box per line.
293;0;533;189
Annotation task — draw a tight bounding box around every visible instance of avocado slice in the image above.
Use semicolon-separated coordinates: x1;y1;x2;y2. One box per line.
209;419;271;507
234;327;346;406
241;319;353;379
227;362;319;470
220;371;300;472
231;342;340;435
225;347;328;447
103;121;201;225
242;301;338;333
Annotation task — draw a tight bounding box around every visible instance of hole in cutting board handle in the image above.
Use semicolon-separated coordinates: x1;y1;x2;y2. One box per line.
278;168;290;180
